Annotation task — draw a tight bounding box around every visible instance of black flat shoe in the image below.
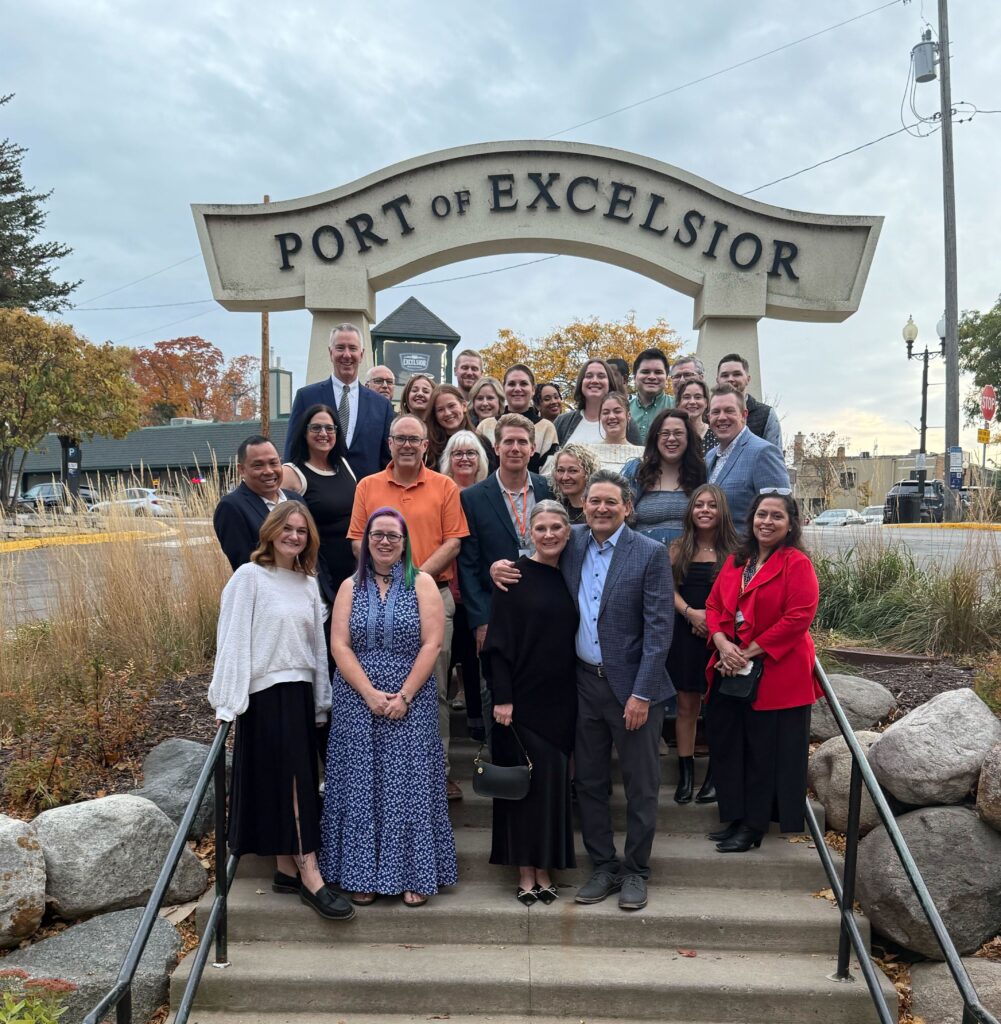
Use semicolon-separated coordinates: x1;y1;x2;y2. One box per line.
715;825;764;853
533;884;558;905
272;870;301;894
516;887;538;906
707;821;740;842
300;883;355;920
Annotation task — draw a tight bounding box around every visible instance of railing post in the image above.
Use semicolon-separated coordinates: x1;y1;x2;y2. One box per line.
836;756;864;980
213;742;230;967
115;987;132;1024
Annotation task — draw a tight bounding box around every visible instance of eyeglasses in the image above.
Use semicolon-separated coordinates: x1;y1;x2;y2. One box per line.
390;435;425;447
369;377;395;386
451;450;479;461
307;424;336;434
670;370;698;383
759;487;792;496
370;531;403;544
658;430;688;440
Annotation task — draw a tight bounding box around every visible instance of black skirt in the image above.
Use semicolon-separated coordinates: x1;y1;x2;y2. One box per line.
489;722;576;870
705;696;811;834
228;680;322;857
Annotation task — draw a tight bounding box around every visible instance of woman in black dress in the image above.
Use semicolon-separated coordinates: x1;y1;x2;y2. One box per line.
667;484;739;804
481;499;579;905
281;404;358;610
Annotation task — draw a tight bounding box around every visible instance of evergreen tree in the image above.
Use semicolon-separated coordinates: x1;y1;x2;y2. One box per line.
0;94;80;313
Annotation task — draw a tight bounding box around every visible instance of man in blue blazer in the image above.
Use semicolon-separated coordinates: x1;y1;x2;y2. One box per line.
284;324;393;481
490;468;674;911
705;384;791;534
213;435;306;571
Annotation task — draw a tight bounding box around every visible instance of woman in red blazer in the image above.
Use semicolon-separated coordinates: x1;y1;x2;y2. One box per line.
704;491;820;853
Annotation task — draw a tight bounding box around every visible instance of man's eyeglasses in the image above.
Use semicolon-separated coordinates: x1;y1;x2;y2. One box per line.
369;377;395;386
370;531;403;544
390;435;425;447
759;487;792;496
307;424;336;434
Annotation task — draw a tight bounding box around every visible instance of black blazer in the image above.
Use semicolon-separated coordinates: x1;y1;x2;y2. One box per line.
213;482;306;571
457;472;552;630
284;377;393;481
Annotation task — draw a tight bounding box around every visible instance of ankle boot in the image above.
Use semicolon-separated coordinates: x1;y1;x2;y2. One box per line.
694;760;717;804
715;825;764;853
674;756;695;804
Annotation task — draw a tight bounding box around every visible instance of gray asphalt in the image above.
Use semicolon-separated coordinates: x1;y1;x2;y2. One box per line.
6;524;999;628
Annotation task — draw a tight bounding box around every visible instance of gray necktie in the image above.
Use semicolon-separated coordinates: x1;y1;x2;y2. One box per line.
338;383;351;437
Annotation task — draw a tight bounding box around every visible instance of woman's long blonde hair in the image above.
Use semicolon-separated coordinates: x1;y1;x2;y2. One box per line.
251;502;320;575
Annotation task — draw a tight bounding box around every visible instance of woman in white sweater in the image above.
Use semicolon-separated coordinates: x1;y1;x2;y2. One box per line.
208;502;353;922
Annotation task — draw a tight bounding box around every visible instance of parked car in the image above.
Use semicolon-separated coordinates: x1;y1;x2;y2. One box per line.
89;487;185;517
861;505;885;525
883;479;946;524
811;508;866;527
16;482;98;513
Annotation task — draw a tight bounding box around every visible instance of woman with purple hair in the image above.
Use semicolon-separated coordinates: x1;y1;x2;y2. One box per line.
319;507;457;907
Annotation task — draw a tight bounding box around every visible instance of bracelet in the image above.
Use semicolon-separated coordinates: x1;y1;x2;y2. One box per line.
399;691;410;707
683;603;690;621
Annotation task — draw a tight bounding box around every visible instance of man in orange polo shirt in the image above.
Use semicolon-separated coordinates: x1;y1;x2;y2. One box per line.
348;413;470;799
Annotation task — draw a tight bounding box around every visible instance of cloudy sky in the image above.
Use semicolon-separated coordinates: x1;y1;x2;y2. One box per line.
6;0;1001;459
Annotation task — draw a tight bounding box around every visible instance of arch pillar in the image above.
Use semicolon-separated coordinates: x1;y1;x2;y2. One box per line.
694;270;765;398
304;266;376;384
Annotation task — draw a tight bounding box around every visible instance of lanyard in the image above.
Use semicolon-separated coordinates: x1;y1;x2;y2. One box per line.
504;482;529;543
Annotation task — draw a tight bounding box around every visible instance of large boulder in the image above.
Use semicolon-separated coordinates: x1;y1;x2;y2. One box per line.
0;815;46;948
868;688;1001;805
857;806;1001;958
977;743;1001;832
910;957;1001;1024
130;737;229;839
30;794;207;919
810;673;897;742
2;907;180;1024
808;731;883;835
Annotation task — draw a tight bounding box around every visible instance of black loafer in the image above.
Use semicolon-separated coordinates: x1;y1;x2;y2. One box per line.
272;870;301;894
516;887;538;906
300;884;355;920
533;884;559;905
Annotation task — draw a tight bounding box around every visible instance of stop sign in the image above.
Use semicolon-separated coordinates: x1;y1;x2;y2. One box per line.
982;385;997;422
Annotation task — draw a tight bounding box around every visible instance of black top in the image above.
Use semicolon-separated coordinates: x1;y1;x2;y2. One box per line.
296;461;357;604
561;498;586;525
481;557;579;754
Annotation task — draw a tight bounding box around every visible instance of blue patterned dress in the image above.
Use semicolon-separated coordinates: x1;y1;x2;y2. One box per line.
320;565;458;895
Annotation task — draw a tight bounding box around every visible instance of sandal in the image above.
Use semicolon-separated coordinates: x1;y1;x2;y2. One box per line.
402;891;428;907
349;892;377;906
533;884;559;905
516;887;538;906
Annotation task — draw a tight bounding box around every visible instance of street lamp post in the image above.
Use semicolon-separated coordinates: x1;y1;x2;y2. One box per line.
903;315;945;516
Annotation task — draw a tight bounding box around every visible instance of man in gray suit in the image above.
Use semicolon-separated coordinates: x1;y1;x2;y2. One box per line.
491;469;674;910
705;384;791;533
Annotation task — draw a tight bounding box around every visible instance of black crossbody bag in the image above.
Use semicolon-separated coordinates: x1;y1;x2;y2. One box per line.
472;725;533;800
713;556;764;702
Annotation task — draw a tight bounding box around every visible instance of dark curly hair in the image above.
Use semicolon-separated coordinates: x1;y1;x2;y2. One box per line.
734;491;807;566
286;404;350;471
634;408;706;496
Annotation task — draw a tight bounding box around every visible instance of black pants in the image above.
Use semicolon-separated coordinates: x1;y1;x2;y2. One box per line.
449;601;484;740
574;666;664;878
705;694;811;834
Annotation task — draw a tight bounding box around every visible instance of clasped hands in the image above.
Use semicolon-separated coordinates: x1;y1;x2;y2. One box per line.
715;637;750;677
366;689;409;719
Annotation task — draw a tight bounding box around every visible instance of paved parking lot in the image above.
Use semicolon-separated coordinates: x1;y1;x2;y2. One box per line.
804;523;1001;568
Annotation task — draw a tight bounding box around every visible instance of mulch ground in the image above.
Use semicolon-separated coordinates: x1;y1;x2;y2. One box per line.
839;657;980;718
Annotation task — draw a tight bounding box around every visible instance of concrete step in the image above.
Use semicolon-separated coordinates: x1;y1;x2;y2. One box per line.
171;941;894;1023
175;1014;812;1024
205;876;857;954
237;828;832;891
442;785;826;833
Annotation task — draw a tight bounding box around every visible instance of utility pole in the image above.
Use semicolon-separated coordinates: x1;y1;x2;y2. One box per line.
937;0;960;519
260;194;271;439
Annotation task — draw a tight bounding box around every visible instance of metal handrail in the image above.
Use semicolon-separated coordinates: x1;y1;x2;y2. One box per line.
811;657;998;1024
82;721;237;1024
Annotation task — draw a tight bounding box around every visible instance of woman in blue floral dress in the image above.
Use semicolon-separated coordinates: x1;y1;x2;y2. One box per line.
320;506;457;907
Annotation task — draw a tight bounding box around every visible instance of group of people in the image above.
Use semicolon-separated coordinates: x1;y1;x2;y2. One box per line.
208;322;821;920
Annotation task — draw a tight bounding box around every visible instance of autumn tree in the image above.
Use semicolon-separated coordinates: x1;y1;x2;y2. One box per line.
131;336;225;424
0;309;140;510
790;431;852;511
210;353;260;421
0;95;80;312
479;311;684;398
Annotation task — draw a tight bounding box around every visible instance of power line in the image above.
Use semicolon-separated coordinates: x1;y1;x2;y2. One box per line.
72;254;200;307
545;0;904;139
73;298;216;312
112;308;217;345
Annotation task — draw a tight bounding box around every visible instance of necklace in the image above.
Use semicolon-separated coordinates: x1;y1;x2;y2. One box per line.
697;544;715;554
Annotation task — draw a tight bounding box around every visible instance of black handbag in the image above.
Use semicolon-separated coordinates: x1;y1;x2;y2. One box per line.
472;726;533;800
714;657;764;702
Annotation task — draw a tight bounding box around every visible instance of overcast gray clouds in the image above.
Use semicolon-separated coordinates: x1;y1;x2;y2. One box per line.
6;0;1000;456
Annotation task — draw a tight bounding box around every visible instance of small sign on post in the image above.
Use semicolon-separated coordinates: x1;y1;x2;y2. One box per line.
978;427;991;444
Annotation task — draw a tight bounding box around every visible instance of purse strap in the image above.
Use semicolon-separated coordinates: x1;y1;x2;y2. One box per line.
474;724;534;772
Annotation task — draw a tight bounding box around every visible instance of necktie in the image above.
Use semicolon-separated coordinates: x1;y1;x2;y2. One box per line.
338;383;351;438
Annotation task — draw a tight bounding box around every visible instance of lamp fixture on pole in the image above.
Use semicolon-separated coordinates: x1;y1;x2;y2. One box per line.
903;315;945;520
